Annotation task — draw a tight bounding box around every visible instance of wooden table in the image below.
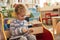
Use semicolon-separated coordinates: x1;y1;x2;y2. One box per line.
52;16;60;34
30;27;43;34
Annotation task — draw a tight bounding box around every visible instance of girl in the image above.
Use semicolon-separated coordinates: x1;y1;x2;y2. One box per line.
10;4;36;40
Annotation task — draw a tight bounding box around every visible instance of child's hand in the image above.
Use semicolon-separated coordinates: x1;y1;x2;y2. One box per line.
22;28;28;33
29;28;34;33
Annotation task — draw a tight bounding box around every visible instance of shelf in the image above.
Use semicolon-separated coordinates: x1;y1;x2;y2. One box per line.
40;5;60;12
17;3;38;5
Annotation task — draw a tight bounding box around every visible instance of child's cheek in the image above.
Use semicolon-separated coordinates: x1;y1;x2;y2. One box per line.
20;17;24;20
22;17;24;20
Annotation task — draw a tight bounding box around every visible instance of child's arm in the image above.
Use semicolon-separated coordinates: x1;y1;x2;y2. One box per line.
21;20;29;33
28;28;34;32
10;22;15;36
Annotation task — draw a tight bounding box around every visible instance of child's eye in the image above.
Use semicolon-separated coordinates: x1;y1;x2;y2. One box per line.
21;16;24;17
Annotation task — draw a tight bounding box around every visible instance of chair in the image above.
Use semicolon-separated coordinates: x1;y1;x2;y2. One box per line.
45;13;51;19
56;22;60;35
42;18;49;24
42;13;51;24
1;10;54;40
36;26;54;40
42;12;58;25
3;18;54;40
0;13;5;40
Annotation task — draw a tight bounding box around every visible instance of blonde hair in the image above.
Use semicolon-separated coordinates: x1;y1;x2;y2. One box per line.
15;4;27;14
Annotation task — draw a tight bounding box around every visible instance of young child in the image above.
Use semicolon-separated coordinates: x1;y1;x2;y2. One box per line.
10;4;36;40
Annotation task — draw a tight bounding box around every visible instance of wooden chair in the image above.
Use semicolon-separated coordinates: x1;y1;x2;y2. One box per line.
4;23;54;40
0;13;5;40
56;22;60;35
36;25;54;40
1;13;7;40
1;11;54;40
4;21;54;40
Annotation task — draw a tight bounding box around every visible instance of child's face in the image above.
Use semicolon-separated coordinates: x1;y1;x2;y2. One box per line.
17;8;25;14
17;13;25;20
16;7;26;20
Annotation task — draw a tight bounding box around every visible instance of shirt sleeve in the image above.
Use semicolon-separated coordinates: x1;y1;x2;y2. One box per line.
10;20;15;35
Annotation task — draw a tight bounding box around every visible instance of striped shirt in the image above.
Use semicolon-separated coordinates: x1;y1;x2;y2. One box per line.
10;19;28;36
